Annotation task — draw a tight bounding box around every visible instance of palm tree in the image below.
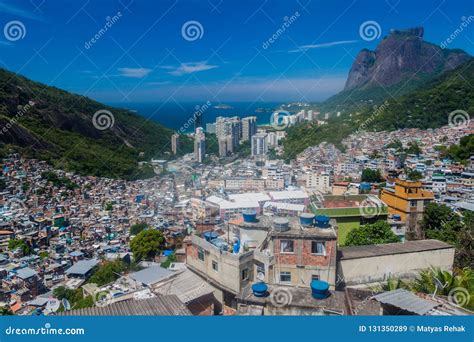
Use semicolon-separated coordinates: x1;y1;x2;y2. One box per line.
412;267;474;310
371;275;407;293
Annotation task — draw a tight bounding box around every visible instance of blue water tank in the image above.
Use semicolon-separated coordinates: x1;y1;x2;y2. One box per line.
243;209;257;223
233;239;240;254
299;213;315;227
311;280;329;299
203;231;219;242
315;215;330;228
251;282;268;297
393;214;401;221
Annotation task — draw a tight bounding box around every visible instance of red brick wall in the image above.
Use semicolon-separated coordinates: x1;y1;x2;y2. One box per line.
186;244;198;261
273;238;335;266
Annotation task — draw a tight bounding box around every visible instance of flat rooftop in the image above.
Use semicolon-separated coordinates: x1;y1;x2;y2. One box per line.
237;284;347;314
339;239;453;260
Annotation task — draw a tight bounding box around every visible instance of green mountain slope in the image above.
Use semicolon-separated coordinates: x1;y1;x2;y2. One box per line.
0;68;185;179
282;58;474;160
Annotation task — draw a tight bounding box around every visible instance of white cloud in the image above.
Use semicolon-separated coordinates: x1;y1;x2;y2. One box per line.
288;40;357;53
167;62;218;76
117;67;152;78
91;75;347;102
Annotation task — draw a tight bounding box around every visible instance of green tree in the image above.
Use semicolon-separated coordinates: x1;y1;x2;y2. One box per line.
130;230;165;261
454;212;473;269
130;222;148;236
372;275;408;293
39;251;49;259
412;267;474;310
405;141;421;155
361;168;383;183
8;239;32;255
88;260;128;286
0;306;13;315
407;169;423;181
345;221;400;246
420;203;462;244
160;253;177;268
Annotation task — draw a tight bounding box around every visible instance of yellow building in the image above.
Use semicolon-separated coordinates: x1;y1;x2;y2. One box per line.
380;179;434;236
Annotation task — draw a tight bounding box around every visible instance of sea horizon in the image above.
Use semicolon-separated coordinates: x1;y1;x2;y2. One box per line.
107;101;288;131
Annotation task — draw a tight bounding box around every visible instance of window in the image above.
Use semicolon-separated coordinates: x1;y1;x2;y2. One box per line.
410;200;417;207
280;272;291;283
198;247;204;261
312;274;320;281
280;240;294;253
212;260;218;271
241;268;249;281
311;241;326;255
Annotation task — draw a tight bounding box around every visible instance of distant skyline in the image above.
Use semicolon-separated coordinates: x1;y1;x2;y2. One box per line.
0;0;473;103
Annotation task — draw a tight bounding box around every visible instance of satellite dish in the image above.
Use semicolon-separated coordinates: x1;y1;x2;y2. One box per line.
61;298;71;311
432;276;446;298
257;272;265;281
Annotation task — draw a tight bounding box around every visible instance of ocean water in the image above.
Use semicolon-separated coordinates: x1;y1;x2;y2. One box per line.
109;102;284;132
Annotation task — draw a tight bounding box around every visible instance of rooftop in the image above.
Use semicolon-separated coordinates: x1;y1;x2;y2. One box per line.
374;289;439;315
65;259;99;275
56;295;191;316
339;240;453;260
129;265;174;286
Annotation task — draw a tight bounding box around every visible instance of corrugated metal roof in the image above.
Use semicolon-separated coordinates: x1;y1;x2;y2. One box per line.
65;259;99;275
152;269;214;303
57;295;191;316
129;265;173;286
16;267;37;279
374;289;439;315
339;240;453;260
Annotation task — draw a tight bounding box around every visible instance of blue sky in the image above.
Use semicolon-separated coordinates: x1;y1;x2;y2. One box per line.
0;0;473;103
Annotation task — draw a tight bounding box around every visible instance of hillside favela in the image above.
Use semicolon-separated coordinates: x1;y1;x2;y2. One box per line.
0;0;472;322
